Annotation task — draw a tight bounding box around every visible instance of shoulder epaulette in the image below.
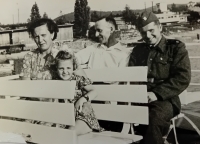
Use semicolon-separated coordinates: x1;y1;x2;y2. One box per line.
166;39;182;45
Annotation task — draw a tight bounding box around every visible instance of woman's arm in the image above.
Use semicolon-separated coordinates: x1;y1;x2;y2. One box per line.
83;85;97;101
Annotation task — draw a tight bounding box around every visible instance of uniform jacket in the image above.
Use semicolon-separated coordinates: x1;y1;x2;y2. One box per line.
128;36;191;114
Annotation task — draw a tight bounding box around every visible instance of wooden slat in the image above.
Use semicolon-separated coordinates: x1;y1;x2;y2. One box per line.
93;85;148;103
179;90;188;105
0;64;13;68
92;104;149;125
186;92;200;104
0;74;19;80
0;80;76;99
0;100;75;126
0;119;77;144
78;131;143;143
84;67;148;82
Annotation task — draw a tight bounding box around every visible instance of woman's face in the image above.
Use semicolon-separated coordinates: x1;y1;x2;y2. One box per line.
57;60;73;80
33;24;54;52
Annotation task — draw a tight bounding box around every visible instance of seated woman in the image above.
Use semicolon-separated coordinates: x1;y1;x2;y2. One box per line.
54;50;103;135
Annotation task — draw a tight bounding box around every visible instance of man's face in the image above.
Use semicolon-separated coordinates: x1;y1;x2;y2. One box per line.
139;22;162;45
95;19;113;44
33;24;54;52
57;60;73;80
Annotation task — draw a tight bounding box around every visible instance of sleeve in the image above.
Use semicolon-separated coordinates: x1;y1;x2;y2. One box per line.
19;52;33;79
75;46;93;65
128;47;136;67
77;75;92;89
152;43;191;101
119;50;131;67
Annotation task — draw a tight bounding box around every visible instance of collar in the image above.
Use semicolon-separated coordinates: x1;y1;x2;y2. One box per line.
156;35;166;53
148;35;166;53
97;42;122;51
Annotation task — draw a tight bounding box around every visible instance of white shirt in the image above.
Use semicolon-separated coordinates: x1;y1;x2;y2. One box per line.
75;42;130;69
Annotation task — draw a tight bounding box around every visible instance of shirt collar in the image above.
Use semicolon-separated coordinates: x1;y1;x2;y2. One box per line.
97;42;122;51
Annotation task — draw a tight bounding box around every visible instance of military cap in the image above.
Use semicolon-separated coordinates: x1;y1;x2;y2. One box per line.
137;11;159;29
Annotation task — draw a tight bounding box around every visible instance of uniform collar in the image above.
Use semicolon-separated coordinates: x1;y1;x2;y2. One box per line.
147;35;166;53
154;35;166;53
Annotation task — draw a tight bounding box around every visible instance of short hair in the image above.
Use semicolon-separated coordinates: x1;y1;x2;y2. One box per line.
97;17;118;30
28;18;59;40
55;50;78;70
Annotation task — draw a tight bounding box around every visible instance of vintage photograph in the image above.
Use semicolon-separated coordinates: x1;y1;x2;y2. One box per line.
0;0;199;143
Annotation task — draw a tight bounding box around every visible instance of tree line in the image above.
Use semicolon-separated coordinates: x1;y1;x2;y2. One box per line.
1;1;200;37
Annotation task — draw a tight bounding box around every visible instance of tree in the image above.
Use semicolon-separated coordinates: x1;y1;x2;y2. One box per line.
43;12;48;18
188;11;200;24
74;0;90;37
122;5;137;25
171;3;177;12
56;16;66;25
109;12;114;18
30;2;41;22
91;11;100;22
74;0;82;36
195;3;200;7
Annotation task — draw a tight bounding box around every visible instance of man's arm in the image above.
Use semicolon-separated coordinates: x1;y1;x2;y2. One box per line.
75;46;93;65
152;43;191;101
119;49;131;67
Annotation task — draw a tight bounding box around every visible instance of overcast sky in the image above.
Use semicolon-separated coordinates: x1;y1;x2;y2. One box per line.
0;0;199;24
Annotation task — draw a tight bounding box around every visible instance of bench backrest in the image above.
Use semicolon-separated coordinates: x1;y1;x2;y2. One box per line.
84;67;149;125
0;80;77;144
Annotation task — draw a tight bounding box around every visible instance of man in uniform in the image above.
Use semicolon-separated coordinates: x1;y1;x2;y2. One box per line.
129;11;191;144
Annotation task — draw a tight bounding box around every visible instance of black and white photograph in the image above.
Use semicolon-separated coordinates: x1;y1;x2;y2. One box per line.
0;0;199;143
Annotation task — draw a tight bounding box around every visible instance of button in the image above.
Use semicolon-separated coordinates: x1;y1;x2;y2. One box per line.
150;58;152;61
160;57;163;60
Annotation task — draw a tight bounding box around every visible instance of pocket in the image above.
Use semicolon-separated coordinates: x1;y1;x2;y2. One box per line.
155;56;168;65
154;56;170;78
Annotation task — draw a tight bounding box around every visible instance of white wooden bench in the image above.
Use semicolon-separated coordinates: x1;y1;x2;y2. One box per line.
81;67;149;143
0;80;78;144
0;76;148;144
83;67;194;144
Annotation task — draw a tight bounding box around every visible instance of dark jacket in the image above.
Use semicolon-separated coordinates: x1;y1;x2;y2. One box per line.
128;36;191;115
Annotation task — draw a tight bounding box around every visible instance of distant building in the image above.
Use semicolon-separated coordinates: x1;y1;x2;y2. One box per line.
155;3;188;24
114;17;128;30
0;27;4;31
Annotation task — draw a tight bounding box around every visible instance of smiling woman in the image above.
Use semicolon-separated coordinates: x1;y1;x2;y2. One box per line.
19;18;68;80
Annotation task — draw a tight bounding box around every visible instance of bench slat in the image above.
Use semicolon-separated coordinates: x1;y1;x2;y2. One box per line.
0;81;76;99
0;119;77;144
0;100;75;126
84;67;148;82
93;85;148;103
92;104;149;125
78;131;143;143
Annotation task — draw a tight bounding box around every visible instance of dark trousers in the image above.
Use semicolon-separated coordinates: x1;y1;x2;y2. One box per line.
135;100;175;144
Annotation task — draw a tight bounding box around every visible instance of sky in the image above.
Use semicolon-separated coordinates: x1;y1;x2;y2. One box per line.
0;0;199;24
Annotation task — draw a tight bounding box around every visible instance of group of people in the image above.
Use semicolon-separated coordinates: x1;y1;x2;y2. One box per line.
19;11;191;144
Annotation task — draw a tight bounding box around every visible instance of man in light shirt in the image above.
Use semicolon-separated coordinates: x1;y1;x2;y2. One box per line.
75;17;130;132
75;17;130;69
